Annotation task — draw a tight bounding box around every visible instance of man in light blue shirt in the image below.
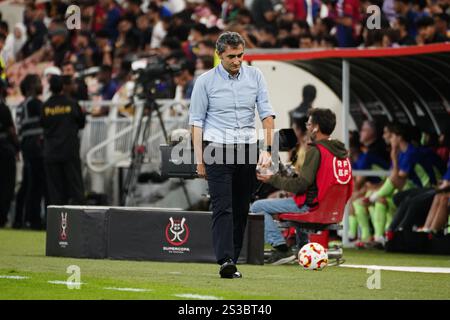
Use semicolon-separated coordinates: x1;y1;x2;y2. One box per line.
189;31;276;279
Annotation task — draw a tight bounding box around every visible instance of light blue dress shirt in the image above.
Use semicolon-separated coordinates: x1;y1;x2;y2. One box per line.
188;63;276;144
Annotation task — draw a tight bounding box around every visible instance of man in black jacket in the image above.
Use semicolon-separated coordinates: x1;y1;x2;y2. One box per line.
14;74;47;229
0;79;19;227
41;75;86;205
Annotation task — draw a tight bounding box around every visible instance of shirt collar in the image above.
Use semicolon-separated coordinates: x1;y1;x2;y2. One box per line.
217;63;242;80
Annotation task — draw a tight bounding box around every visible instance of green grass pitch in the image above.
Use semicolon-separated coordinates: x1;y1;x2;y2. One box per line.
0;229;449;300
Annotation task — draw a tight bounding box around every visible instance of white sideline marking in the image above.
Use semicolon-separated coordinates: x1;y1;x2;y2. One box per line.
48;280;85;285
340;264;450;274
0;275;29;279
104;287;153;292
174;293;222;300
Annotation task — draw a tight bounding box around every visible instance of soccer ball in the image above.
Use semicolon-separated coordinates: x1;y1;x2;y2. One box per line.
298;242;328;270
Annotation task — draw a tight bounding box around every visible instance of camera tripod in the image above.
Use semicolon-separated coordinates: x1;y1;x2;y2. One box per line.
122;82;192;207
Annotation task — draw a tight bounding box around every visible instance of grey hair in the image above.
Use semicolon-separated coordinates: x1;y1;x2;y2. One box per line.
216;32;245;54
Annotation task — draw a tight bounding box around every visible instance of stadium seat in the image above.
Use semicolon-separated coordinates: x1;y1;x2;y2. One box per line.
278;184;352;265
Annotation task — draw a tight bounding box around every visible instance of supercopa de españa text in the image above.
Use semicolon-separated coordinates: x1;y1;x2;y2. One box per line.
178;304;272;317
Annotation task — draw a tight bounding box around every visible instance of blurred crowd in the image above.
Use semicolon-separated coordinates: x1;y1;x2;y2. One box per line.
0;0;449;106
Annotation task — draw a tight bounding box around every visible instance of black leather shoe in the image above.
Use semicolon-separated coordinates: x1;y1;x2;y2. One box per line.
219;260;237;278
12;222;23;229
221;271;242;279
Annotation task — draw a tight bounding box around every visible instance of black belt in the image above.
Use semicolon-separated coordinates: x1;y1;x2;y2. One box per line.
203;141;257;149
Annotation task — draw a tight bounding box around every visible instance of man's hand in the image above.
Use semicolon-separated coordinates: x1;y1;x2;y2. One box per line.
196;163;207;179
390;137;400;157
439;180;449;189
256;171;273;183
416;34;425;45
390;145;399;158
103;43;112;53
258;150;272;168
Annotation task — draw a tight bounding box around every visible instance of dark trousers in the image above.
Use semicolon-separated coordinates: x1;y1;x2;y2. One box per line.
27;157;47;227
0;145;16;227
390;188;435;231
44;158;85;206
14;162;28;226
205;144;257;265
14;157;47;228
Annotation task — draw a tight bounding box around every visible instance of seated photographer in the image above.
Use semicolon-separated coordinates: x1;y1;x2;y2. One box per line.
264;116;310;249
251;116;308;202
250;108;353;265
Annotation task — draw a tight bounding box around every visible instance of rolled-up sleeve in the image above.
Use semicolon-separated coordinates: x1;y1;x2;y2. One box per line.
188;77;208;128
255;69;276;121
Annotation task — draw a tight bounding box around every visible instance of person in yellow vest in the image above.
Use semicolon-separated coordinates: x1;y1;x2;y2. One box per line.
0;33;7;81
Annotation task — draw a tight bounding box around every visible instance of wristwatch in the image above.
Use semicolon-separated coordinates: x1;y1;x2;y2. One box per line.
265;145;272;153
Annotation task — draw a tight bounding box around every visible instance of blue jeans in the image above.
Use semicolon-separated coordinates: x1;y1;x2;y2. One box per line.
250;197;309;247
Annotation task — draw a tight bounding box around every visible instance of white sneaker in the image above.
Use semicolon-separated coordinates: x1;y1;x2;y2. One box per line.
374;236;385;246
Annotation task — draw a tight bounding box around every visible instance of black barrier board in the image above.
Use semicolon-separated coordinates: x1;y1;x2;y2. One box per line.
107;209;264;264
108;209;216;262
46;206;109;258
46;206;264;264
